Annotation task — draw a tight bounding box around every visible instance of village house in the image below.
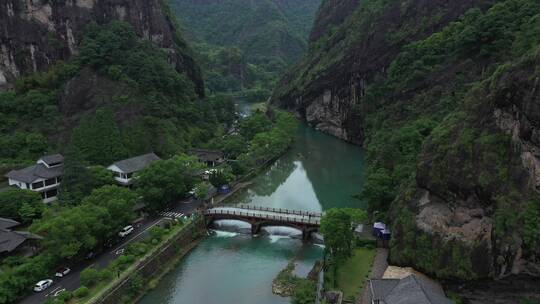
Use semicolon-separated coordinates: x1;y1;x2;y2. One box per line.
189;148;225;167
369;274;453;304
107;153;161;186
5;154;64;203
0;218;42;259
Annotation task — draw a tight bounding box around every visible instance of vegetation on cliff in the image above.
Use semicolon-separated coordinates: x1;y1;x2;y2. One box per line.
169;0;321;98
0;21;232;167
275;0;540;283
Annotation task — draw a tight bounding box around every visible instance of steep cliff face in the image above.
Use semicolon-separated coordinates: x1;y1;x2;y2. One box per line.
274;0;540;301
0;0;203;95
272;0;494;143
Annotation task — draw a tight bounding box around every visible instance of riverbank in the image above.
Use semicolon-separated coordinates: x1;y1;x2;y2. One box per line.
138;123;366;304
84;218;206;304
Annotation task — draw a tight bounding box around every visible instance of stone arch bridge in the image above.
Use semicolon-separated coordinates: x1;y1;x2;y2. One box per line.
204;205;322;240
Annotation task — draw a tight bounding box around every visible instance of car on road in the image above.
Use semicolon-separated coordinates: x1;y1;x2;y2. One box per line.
118;225;134;237
34;279;53;292
55;267;71;277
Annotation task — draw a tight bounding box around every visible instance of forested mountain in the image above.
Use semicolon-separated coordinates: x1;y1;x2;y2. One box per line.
0;0;234;168
272;0;540;301
169;0;321;99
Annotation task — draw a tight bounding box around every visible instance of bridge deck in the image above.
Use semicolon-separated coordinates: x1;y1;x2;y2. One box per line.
205;206;321;225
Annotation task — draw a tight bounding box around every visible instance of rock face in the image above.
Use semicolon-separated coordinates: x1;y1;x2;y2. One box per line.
0;0;203;95
271;0;494;143
274;0;540;301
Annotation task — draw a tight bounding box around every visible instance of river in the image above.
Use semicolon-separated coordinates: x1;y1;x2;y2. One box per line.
139;122;366;304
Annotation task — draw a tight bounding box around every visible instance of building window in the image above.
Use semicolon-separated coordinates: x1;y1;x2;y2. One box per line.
44;189;58;198
26;183;30;188
45;178;56;186
113;172;121;178
32;181;44;189
56;176;62;183
126;173;133;179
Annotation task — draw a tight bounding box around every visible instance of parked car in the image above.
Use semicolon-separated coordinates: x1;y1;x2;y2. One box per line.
34;279;53;292
118;225;134;237
55;267;71;278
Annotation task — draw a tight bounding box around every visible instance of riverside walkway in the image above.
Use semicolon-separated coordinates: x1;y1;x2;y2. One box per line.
204;205;323;239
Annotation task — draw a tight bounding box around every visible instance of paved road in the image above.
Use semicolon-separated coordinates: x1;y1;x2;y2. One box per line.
19;198;203;304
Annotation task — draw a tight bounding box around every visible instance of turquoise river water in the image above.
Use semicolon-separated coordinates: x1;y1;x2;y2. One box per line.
139;123;365;304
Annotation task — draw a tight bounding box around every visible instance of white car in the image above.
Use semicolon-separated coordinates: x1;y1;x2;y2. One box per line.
55;267;71;277
118;225;134;237
34;279;53;292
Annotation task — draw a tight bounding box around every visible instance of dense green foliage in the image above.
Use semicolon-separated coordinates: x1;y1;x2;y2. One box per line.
321;208;357;261
0;189;42;224
277;0;540;281
205;109;298;170
0;21;235;168
291;279;317;304
353;0;540;279
136;154;202;214
170;0;321;98
0;186;136;303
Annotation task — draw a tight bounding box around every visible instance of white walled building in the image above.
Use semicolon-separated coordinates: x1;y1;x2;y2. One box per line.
5;154;64;203
107;153;160;186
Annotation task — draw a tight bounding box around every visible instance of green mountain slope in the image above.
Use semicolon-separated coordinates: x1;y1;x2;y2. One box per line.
273;0;540;301
0;0;233;168
169;0;321;98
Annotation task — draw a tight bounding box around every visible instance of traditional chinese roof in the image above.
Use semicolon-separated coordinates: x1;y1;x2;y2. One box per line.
5;162;63;183
0;229;42;254
110;153;160;173
370;274;453;304
0;218;20;230
39;154;64;167
188;148;224;162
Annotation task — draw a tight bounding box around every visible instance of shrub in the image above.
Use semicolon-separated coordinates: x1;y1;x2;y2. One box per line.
74;286;89;298
80;268;99;286
292;279;317;304
57;290;72;302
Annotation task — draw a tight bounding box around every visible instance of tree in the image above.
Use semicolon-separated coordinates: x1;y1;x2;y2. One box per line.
71;108;128;165
136;154;202;214
31;185;136;260
58;145;93;205
87;166;115;189
320;208;354;262
209;166;234;188
194;182;209;200
292;279;316;304
0;189;42;222
80;268;99;286
239;111;271;140
18;203;41;225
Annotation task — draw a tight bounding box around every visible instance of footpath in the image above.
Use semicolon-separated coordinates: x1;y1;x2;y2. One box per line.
357;248;389;304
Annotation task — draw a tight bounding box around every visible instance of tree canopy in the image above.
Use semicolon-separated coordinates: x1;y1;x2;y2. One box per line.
136;154;202;213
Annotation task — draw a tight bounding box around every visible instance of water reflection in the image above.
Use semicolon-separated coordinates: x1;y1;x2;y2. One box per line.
234;124;365;211
138;123;365;304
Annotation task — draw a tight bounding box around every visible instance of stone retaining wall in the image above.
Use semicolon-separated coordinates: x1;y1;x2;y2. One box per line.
92;218;206;304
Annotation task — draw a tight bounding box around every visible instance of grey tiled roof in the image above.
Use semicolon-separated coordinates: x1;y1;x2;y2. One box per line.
5;163;63;183
39;154;64;166
370;275;454;304
188;148;224;162
0;229;42;253
111;153;160;173
0;218;20;230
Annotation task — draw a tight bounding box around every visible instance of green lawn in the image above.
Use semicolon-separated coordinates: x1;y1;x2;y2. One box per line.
331;247;376;301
